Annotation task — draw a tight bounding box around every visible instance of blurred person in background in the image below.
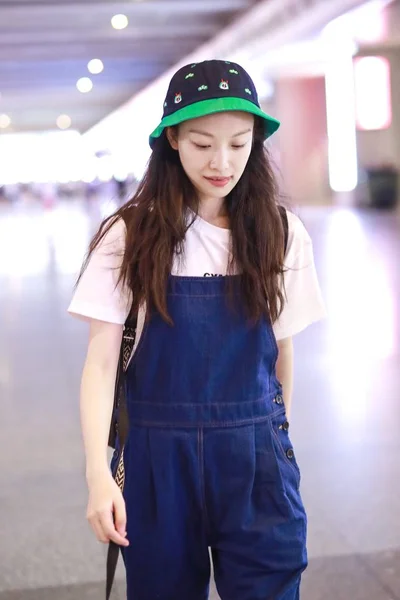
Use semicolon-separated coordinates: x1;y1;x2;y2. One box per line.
69;60;325;600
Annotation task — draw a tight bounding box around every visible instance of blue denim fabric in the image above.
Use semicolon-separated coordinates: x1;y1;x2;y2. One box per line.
119;276;307;599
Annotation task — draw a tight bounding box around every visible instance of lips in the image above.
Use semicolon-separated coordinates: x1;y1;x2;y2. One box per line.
204;176;232;187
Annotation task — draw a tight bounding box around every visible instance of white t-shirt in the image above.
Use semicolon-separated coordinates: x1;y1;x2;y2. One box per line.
68;210;326;344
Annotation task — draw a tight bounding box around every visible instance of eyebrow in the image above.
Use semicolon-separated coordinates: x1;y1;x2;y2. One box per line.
188;128;252;138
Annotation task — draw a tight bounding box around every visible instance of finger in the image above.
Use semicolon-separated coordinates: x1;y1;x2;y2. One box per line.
99;511;129;546
113;497;127;537
90;517;109;544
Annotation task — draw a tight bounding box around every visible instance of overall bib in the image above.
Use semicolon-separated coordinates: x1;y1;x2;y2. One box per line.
115;275;307;600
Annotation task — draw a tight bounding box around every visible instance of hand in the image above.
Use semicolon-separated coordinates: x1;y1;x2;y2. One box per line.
86;470;129;547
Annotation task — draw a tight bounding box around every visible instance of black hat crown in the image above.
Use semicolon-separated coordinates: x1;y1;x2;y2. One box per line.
161;59;260;119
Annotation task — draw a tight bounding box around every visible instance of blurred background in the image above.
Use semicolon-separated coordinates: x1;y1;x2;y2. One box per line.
0;0;399;599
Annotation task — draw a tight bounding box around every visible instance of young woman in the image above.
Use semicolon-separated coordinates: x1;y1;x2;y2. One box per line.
69;59;326;600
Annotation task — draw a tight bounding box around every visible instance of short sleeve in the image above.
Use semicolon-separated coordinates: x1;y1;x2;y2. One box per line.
273;211;326;341
68;218;132;324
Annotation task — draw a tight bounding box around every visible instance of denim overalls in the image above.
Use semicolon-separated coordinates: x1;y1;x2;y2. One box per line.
115;275;307;600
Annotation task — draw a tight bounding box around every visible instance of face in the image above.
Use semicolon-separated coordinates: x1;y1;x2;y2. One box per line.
167;111;254;204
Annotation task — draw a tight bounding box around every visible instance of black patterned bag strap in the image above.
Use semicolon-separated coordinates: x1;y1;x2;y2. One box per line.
107;317;137;449
122;321;137;371
106;316;137;600
115;318;136;446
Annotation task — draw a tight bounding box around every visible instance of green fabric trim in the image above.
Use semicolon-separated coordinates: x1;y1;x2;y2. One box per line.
149;97;280;147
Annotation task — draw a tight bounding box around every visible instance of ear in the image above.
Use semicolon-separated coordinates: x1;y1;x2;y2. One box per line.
166;127;179;150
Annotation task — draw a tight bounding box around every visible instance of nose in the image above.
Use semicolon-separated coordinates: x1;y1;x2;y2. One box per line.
210;147;229;173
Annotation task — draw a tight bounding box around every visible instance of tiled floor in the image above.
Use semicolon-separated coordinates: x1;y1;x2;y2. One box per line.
0;197;399;599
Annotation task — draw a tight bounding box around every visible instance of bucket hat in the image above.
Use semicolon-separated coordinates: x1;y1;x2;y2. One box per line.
149;59;280;148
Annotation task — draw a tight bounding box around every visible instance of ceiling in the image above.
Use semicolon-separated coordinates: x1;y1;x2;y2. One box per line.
0;0;261;134
249;0;400;79
1;0;398;138
355;0;400;48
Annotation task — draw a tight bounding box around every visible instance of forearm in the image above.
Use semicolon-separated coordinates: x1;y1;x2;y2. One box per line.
80;361;116;482
276;337;294;420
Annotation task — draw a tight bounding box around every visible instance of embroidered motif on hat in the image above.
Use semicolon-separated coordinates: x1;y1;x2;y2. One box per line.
219;79;229;90
185;73;195;79
174;92;182;104
229;69;239;75
198;85;208;91
191;64;197;68
245;88;252;95
164;102;167;107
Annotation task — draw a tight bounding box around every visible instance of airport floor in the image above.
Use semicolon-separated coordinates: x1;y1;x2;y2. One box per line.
0;196;399;600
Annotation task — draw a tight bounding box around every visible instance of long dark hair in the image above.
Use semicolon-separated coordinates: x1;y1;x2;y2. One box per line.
77;116;287;325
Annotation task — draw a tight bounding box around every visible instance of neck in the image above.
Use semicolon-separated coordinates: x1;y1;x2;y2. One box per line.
198;198;228;223
197;200;230;230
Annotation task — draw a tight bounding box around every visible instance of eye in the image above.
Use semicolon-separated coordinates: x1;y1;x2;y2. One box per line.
232;143;246;149
193;143;211;149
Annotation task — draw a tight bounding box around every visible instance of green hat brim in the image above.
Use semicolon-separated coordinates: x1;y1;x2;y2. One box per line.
149;97;280;148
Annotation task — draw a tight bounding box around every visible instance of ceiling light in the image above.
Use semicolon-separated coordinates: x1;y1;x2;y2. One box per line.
57;114;72;130
0;114;11;129
76;77;93;93
111;14;128;30
88;59;104;75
